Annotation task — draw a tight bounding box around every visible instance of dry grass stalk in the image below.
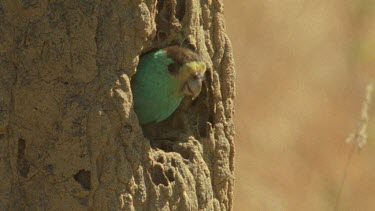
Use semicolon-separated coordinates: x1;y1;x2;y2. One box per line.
334;81;373;210
346;82;374;149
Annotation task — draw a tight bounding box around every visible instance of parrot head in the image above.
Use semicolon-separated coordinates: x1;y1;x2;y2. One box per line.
164;46;207;100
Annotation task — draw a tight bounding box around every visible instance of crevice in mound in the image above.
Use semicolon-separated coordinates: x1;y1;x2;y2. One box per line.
186;43;196;52
156;155;165;164
205;68;215;126
73;169;91;190
151;164;169;186
177;147;190;160
152;140;174;152
165;168;175;183
17;138;30;178
150;139;193;163
154;0;187;44
157;0;165;12
156;31;168;42
20;0;39;9
171;158;178;167
155;0;172;40
175;0;186;22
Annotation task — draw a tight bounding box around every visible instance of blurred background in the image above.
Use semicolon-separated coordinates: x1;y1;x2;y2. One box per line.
223;0;375;210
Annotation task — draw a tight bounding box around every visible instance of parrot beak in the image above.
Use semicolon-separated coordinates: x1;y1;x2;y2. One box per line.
182;74;204;100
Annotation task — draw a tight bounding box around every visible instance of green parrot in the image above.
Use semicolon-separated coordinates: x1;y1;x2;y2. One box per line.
131;46;206;125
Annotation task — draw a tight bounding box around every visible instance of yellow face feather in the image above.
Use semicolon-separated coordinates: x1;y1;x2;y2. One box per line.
177;61;207;99
176;61;206;82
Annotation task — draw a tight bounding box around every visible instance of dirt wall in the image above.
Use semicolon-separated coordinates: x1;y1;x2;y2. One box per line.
0;0;235;210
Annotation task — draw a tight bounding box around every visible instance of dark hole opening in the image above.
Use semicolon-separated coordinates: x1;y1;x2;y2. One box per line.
171;158;178;167
73;169;91;190
179;148;190;160
165;168;175;183
156;156;165;164
176;0;186;22
157;0;165;11
151;164;169;186
17;139;30;178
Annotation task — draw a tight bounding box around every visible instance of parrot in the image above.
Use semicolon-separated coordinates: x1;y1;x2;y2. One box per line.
131;46;206;125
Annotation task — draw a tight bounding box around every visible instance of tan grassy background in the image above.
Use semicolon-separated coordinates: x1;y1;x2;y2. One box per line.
223;0;375;210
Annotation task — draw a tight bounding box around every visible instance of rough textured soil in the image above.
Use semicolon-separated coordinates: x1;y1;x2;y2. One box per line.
0;0;235;210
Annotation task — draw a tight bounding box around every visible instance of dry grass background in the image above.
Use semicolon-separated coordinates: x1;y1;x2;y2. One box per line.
223;0;375;210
